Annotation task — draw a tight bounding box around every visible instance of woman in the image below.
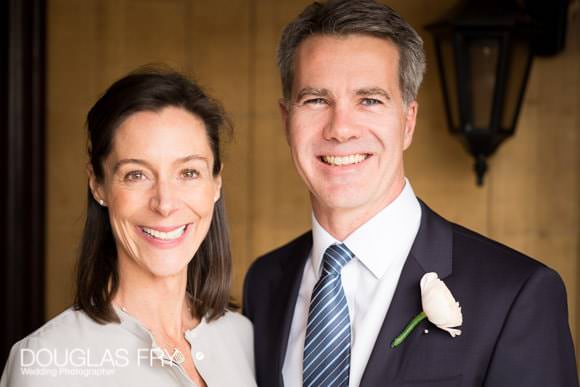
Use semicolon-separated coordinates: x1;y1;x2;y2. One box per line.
0;69;256;386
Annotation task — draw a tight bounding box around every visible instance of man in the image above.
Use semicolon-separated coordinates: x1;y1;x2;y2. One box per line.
243;1;578;386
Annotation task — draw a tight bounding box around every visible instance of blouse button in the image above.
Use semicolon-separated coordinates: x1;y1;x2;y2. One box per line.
195;351;205;360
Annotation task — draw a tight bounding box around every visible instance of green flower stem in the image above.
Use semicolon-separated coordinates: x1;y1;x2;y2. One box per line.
391;311;427;348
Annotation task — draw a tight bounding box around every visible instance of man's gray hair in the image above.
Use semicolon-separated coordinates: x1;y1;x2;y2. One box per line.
278;0;426;106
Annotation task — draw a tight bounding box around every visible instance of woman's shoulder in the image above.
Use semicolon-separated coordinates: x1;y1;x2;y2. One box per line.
12;307;115;351
25;308;96;339
210;310;252;330
0;308;113;387
193;310;255;382
206;309;252;335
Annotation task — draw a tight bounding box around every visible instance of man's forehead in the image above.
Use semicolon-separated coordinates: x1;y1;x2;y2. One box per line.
292;34;400;76
291;35;401;99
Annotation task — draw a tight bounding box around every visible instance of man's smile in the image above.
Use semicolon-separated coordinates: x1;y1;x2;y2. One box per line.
319;153;371;166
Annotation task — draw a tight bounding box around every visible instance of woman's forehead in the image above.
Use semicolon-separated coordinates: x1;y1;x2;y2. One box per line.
109;107;213;162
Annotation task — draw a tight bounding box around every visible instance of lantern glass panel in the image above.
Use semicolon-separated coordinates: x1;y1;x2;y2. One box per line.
468;38;500;130
501;39;531;131
440;37;460;129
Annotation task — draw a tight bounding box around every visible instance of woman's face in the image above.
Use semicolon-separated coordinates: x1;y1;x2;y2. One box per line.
90;106;221;279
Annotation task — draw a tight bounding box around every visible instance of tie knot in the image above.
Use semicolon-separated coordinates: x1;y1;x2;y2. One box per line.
321;243;354;276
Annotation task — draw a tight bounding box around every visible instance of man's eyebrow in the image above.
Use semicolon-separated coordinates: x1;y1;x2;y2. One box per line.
295;87;331;101
356;87;391;100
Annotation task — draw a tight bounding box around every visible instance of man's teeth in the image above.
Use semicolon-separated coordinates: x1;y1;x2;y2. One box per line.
322;154;368;166
141;225;186;240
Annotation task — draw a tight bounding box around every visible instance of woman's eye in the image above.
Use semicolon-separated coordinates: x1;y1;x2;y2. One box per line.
182;169;199;179
124;170;146;181
361;98;382;106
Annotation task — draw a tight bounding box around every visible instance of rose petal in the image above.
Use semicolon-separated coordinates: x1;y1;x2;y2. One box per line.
420;272;439;289
441;327;462;337
420;272;463;334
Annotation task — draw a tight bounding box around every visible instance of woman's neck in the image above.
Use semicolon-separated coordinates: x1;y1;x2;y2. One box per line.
113;262;196;339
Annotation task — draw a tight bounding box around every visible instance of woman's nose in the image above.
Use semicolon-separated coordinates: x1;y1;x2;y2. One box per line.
149;178;179;217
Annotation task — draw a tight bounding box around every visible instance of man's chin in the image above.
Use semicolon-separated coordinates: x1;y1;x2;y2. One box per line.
312;191;372;213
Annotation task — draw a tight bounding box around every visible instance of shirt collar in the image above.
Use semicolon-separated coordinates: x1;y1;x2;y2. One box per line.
311;178;421;279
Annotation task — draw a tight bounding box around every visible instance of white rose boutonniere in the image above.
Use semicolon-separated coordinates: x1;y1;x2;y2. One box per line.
391;272;462;348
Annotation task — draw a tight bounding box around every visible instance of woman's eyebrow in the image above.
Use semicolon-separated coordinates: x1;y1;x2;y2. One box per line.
112;155;209;173
175;154;209;164
113;158;150;173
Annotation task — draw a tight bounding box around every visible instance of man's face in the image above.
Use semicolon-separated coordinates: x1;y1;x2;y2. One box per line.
281;34;418;226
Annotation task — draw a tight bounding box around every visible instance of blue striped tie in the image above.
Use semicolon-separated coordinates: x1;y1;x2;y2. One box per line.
303;243;354;387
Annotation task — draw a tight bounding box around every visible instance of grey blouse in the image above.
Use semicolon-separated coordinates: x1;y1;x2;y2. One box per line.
0;307;256;387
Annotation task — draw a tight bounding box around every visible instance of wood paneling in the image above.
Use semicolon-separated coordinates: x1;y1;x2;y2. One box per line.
47;1;579;357
47;0;100;318
251;0;312;257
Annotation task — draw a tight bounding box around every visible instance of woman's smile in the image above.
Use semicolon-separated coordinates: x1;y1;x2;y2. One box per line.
137;223;192;248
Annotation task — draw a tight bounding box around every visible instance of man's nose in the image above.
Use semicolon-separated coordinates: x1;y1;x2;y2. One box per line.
149;178;179;217
323;102;361;142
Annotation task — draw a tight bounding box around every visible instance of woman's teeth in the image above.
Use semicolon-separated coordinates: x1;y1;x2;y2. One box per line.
141;225;186;240
322;154;368;166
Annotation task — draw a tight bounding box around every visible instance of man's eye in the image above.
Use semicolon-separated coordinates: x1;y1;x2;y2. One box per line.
124;171;146;181
361;98;382;106
182;169;199;179
304;98;327;105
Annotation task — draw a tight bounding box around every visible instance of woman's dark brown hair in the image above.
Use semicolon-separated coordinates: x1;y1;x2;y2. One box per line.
74;68;232;324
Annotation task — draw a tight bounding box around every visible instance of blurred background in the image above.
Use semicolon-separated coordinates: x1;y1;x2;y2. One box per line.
2;0;579;370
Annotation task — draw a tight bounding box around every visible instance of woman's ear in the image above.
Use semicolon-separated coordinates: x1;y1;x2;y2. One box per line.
87;163;107;206
214;164;223;203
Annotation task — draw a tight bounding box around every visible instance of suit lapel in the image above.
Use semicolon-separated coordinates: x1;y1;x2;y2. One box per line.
360;200;453;385
267;233;312;387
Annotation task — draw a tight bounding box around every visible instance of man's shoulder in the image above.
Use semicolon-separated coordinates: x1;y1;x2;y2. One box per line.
416;201;544;281
243;231;311;300
446;219;563;295
248;231;312;274
451;221;545;271
243;231;312;316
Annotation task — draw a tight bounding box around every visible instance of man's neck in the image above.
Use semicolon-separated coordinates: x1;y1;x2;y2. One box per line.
312;179;406;241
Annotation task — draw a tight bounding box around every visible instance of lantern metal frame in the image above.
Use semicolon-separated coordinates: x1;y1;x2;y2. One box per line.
427;0;537;185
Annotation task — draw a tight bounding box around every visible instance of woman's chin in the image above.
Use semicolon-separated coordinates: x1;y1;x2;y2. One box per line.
138;256;191;279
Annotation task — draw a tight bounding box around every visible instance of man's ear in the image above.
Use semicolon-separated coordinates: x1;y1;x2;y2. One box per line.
279;98;290;144
87;163;106;205
403;101;418;151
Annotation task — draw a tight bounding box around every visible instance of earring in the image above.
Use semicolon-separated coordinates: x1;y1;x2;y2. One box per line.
98;199;105;206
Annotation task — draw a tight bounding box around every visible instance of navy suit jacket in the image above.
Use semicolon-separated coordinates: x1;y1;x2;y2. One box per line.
243;201;578;386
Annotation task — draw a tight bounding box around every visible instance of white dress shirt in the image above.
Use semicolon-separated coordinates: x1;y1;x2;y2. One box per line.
282;179;421;387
